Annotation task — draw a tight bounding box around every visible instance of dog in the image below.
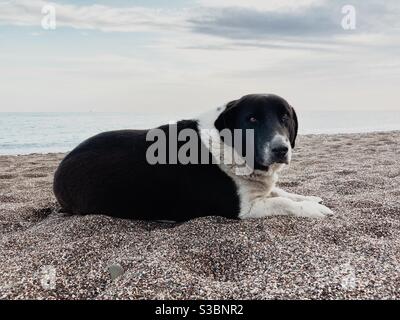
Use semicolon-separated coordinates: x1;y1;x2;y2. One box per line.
53;93;333;221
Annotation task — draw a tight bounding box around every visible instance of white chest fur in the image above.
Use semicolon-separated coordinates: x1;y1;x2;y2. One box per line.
228;164;281;218
196;106;283;218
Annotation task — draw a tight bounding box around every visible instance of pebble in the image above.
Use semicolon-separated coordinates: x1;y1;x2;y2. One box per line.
108;264;124;281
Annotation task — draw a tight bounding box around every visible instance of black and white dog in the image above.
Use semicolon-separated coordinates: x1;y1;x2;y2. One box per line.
53;94;333;221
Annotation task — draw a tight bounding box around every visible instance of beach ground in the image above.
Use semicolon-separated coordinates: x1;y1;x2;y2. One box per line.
0;131;399;299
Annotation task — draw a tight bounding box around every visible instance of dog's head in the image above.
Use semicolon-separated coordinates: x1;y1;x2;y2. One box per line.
214;94;298;172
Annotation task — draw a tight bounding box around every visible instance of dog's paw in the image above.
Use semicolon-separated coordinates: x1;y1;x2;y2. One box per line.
304;196;323;204
297;201;334;218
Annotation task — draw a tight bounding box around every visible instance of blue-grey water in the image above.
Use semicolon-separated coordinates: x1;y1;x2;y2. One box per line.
0;111;399;155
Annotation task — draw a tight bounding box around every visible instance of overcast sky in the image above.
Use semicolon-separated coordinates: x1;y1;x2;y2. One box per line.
0;0;399;114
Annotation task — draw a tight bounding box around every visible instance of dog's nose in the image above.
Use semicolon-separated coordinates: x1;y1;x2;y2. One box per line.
272;145;288;158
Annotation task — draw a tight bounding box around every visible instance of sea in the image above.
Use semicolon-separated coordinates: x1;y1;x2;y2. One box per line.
0;111;399;155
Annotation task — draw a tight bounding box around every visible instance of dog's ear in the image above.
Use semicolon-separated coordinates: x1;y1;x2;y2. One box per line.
214;100;238;131
289;106;298;149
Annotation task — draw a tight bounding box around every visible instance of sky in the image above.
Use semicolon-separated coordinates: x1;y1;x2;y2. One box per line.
0;0;399;115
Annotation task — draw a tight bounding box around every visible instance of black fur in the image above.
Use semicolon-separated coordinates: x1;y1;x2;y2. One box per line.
54;120;240;221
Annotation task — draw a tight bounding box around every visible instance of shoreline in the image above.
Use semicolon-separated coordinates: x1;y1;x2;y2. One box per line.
1;130;399;157
1;130;399;299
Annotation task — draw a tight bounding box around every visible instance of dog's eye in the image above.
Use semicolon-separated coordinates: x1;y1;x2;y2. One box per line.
282;114;290;123
248;116;258;123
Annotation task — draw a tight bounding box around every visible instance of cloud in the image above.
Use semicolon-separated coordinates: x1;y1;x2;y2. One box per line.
0;0;398;56
189;6;339;40
190;1;400;41
0;0;190;32
1;0;399;42
196;0;324;11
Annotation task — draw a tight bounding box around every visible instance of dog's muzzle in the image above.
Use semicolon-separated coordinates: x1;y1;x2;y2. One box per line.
271;144;289;164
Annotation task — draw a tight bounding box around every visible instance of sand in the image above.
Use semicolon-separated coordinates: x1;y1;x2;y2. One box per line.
0;131;399;299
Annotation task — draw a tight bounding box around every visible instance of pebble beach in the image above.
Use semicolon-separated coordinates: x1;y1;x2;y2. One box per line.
0;131;399;299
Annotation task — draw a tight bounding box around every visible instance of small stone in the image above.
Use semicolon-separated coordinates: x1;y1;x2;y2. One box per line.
108;264;124;281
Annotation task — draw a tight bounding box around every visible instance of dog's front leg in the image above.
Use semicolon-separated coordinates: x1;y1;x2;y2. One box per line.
240;196;333;219
270;187;323;203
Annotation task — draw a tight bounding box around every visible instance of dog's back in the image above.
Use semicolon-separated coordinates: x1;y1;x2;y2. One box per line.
53;121;240;221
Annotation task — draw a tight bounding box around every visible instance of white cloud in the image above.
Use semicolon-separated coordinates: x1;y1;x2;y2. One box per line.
1;0;398;47
196;0;324;11
0;0;190;32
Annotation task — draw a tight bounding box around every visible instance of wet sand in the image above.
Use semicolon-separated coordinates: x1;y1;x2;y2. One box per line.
0;131;399;299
